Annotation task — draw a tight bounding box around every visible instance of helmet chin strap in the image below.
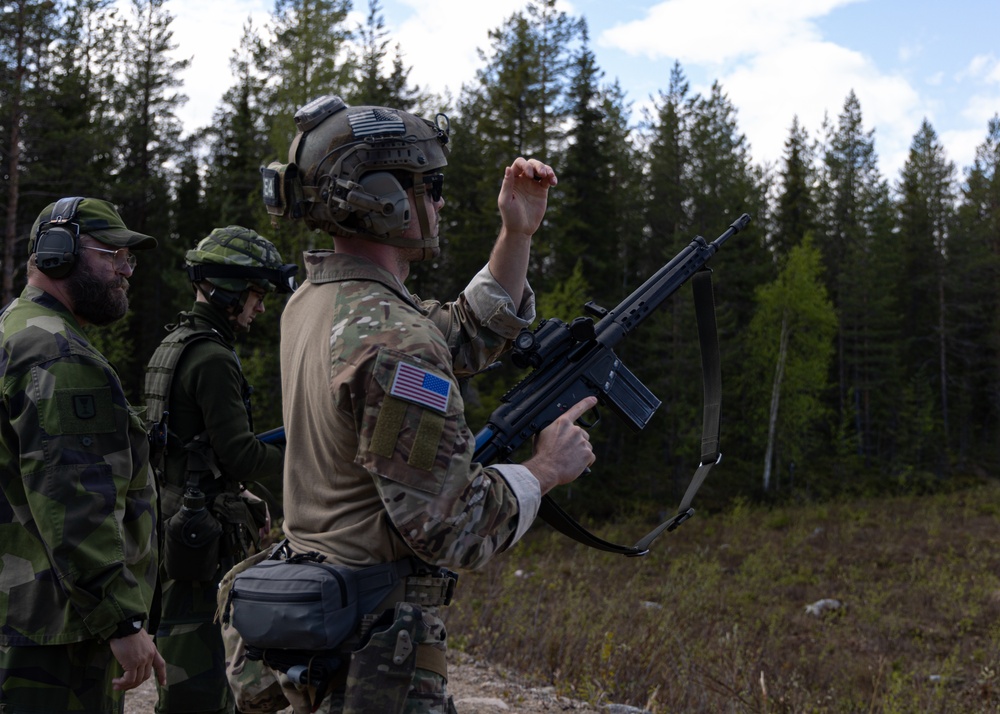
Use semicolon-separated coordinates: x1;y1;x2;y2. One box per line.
196;281;247;314
411;181;436;262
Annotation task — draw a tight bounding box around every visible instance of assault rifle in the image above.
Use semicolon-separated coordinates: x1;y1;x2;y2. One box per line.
473;213;751;556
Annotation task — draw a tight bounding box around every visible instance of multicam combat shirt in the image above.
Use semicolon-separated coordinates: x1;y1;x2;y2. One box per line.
0;285;158;645
280;252;541;570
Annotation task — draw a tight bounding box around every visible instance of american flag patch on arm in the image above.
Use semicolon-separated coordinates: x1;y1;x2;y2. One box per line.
389;362;452;413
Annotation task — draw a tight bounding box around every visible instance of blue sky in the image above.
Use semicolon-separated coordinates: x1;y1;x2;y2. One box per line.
162;0;1000;183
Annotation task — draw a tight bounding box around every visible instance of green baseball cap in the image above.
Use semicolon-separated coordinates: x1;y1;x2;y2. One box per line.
29;198;157;252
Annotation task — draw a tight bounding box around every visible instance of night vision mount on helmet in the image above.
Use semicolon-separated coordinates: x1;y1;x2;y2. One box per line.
185;226;297;311
260;94;449;258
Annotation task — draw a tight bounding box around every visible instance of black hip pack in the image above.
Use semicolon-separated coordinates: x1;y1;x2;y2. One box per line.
226;543;415;652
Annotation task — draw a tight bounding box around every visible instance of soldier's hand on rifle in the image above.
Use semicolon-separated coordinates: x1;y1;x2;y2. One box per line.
523;396;597;495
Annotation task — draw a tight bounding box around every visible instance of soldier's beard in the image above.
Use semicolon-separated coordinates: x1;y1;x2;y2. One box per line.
67;270;129;326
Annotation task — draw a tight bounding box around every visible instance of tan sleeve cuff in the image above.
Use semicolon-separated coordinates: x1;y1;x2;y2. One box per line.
490;463;541;546
465;264;536;339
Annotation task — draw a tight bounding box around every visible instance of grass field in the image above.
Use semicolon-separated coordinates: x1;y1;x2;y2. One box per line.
444;481;1000;713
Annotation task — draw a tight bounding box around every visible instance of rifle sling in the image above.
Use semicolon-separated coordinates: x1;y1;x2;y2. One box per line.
538;268;723;557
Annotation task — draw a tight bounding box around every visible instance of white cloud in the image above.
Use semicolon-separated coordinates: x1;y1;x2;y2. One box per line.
959;53;1000;83
721;39;921;176
961;92;1000;127
389;0;534;100
594;0;927;177
941;127;987;177
154;0;271;134
597;0;859;66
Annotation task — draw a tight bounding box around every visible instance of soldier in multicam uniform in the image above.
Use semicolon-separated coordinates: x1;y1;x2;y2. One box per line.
0;197;166;713
222;95;596;713
143;227;296;714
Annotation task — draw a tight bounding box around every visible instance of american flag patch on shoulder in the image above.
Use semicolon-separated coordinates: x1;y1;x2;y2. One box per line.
349;108;405;138
389;362;452;413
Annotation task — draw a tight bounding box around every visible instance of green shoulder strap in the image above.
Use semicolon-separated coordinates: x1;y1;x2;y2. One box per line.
143;319;229;469
144;319;227;429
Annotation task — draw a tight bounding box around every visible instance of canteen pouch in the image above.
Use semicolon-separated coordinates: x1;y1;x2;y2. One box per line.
163;505;223;581
229;559;361;651
343;602;421;714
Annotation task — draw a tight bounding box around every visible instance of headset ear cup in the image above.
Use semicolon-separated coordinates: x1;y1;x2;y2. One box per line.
356;172;410;238
35;226;79;278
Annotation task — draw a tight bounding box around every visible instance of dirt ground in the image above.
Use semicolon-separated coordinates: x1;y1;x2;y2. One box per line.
123;650;634;713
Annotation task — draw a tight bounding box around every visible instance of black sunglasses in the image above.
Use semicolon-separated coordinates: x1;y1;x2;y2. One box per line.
400;173;444;202
420;173;444;202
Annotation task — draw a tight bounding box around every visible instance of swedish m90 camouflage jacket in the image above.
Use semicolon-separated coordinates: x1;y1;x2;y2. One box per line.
0;286;158;645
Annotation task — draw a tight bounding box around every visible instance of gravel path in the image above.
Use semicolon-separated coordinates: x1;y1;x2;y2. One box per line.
124;651;616;713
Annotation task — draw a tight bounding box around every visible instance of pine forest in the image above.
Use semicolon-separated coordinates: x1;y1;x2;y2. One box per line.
3;0;1000;518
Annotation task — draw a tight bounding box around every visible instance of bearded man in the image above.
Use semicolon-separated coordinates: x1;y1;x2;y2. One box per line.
0;197;165;714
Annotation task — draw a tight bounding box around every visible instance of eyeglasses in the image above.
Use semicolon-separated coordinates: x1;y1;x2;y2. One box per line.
81;245;137;271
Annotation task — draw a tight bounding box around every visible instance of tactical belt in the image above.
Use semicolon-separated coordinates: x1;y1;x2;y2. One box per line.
242;549;456;684
403;573;456;608
279;545;457;609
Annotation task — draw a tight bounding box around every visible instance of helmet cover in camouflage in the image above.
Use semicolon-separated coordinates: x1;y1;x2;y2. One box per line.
185;226;287;294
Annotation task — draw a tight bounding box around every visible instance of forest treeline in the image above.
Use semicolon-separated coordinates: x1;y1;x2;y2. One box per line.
3;0;999;517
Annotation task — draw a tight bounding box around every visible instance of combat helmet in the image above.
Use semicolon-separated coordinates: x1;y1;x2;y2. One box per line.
260;95;449;258
185;226;297;310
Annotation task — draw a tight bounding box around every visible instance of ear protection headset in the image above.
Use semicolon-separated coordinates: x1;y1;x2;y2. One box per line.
34;196;85;278
326;170;412;238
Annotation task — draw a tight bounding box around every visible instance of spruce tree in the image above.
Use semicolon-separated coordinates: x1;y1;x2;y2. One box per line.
772;116;817;263
436;0;582;299
203;19;272;230
814;91;901;473
1;0;60;304
111;0;190;399
543;27;657;513
346;0;429;111
952;116;1000;470
258;0;354;262
263;0;353;156
895;119;956;472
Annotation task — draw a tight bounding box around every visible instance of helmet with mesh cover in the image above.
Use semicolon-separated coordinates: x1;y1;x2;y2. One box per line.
185;226;297;305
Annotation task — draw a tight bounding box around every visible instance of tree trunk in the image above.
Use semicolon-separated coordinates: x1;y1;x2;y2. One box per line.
3;3;27;306
938;273;949;467
763;315;790;491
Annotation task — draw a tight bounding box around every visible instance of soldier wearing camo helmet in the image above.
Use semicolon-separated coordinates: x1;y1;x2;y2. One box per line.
221;96;596;713
0;197;166;712
143;226;296;714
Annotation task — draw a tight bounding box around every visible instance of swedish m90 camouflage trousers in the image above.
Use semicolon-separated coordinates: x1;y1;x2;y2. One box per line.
0;639;123;713
155;576;233;714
